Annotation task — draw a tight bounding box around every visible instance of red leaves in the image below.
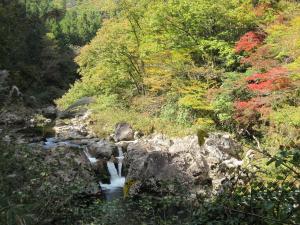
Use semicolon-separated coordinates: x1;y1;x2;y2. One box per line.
240;45;280;70
235;32;265;53
246;67;290;93
233;67;291;127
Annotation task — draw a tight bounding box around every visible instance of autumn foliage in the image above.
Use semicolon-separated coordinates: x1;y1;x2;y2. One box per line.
234;97;271;126
240;45;280;70
235;31;265;53
246;67;290;93
233;67;291;126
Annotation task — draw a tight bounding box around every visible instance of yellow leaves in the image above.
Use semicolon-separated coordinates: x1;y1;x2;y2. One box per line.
177;80;213;111
195;117;215;129
143;50;191;94
270;106;300;127
286;56;300;81
267;15;300;59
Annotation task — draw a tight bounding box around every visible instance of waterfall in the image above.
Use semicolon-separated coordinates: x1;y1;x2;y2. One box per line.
100;147;125;191
84;148;98;164
106;161;119;180
116;146;124;177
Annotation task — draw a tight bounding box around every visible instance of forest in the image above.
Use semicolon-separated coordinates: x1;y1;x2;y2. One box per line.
0;0;299;224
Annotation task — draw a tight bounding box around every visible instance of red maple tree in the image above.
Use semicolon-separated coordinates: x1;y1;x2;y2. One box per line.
240;45;280;70
246;67;290;93
235;31;265;53
233;67;291;127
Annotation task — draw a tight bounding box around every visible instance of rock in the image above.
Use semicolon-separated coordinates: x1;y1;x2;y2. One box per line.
54;111;95;140
115;140;137;150
43;146;100;196
58;97;95;119
9;85;23;98
42;105;57;118
70;138;100;146
0;112;25;125
3;135;11;143
134;131;143;140
124;133;243;196
59;108;88;119
66;97;95;111
0;70;9;83
204;133;241;160
88;140;118;159
115;122;134;142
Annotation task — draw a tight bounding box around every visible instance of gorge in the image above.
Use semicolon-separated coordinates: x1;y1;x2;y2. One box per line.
1;0;299;224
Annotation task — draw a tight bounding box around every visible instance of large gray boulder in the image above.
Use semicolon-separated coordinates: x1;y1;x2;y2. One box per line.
114;122;134;142
43;146;101;196
88;140;118;159
124;133;243;196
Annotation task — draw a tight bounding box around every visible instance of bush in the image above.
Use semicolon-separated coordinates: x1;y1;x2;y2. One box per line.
0;142;95;225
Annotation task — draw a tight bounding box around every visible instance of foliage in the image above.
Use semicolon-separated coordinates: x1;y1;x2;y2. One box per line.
52;2;103;46
235;31;265;53
0;142;95;225
89;105;199;137
0;0;104;104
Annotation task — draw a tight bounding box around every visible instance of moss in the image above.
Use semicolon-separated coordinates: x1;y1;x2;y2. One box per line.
123;179;137;198
197;129;209;146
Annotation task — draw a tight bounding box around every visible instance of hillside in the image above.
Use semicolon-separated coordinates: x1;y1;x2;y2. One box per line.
0;0;299;224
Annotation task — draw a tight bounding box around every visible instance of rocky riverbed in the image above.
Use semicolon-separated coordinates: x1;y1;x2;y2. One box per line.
0;99;253;202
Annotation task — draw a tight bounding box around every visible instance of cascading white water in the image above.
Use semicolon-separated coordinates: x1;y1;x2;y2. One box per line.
100;147;125;191
84;148;98;164
116;146;124;177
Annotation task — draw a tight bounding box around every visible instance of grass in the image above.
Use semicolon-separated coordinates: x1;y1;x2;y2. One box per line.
88;104;205;138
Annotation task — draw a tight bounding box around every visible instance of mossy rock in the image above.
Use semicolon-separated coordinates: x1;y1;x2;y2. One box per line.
123;179;137;198
197;129;209;146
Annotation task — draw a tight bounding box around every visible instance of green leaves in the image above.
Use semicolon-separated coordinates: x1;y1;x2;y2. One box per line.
53;3;103;46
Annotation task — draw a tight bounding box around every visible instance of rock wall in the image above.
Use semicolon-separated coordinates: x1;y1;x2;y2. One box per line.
124;133;244;197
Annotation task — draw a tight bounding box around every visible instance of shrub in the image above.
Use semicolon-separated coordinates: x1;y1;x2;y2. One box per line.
235;31;265;53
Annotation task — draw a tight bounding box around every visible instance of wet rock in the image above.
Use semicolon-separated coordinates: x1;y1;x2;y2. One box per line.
115;122;134;142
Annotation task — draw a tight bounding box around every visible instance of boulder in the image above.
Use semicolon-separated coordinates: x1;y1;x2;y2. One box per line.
42;105;57;118
124;133;243;196
88;140;118;159
114;122;134;142
43;146;100;196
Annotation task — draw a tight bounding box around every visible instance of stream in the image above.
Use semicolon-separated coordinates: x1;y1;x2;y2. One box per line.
43;137;126;201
